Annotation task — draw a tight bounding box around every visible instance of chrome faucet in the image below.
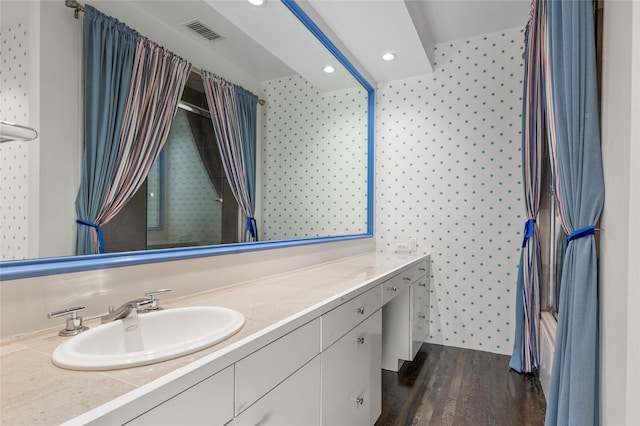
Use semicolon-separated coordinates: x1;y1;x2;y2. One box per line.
101;298;155;323
100;289;172;323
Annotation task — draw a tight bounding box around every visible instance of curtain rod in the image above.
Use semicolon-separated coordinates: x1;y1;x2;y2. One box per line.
190;68;266;106
65;0;85;19
65;0;266;106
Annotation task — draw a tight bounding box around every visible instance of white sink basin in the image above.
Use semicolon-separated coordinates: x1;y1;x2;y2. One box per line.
52;307;245;371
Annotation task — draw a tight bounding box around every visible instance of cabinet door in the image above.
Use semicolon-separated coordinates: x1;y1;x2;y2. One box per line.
234;356;321;426
322;310;382;426
126;365;234;426
410;276;430;360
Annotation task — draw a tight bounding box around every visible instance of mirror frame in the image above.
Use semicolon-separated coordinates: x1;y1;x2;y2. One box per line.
0;0;375;281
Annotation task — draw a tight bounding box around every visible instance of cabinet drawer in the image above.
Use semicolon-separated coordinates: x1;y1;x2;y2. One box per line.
381;273;408;305
402;260;429;283
127;365;234;426
321;285;381;351
234;356;321;426
235;318;321;415
321;310;382;426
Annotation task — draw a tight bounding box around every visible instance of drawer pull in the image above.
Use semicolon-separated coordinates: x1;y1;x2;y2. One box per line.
356;307;365;315
357;337;365;344
354;396;364;405
419;267;427;271
418;283;427;287
402;276;412;281
387;286;398;292
418;315;426;319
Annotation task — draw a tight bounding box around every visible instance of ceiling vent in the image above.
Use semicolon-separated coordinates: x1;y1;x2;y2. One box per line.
184;20;222;41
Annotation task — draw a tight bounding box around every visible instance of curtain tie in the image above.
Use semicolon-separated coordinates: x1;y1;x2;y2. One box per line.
76;219;105;254
246;217;259;241
567;225;595;244
522;218;536;248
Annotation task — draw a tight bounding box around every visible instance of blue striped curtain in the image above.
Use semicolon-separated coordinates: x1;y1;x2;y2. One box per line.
75;5;138;255
509;0;544;374
75;8;190;255
235;86;259;240
543;0;604;424
99;38;191;226
202;73;259;242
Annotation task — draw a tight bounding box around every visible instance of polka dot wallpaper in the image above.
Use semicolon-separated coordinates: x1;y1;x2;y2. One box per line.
0;18;31;260
375;27;525;354
260;75;368;241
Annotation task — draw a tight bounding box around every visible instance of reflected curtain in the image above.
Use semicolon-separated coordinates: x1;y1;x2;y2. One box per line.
202;72;259;242
235;86;258;240
543;0;604;425
509;0;544;374
75;7;191;255
75;5;138;255
186;110;224;197
99;39;191;227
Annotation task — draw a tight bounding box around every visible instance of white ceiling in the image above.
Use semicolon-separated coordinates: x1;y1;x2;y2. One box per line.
92;0;531;89
306;0;531;83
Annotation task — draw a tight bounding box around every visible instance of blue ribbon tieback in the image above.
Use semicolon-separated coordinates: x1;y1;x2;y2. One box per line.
567;225;595;244
522;218;536;248
246;217;259;241
76;219;105;254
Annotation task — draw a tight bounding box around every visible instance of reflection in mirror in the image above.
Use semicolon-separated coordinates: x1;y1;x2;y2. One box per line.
146;107;226;249
105;72;241;253
0;0;373;280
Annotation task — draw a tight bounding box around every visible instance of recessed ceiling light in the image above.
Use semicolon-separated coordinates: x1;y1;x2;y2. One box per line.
382;52;396;61
323;65;335;74
248;0;265;6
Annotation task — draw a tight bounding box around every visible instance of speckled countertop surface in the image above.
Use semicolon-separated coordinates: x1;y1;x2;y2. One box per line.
0;252;426;425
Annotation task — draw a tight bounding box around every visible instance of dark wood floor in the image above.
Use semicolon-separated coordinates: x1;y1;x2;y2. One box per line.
376;344;546;426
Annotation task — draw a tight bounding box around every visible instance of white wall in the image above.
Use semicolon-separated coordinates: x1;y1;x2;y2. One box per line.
600;1;640;424
38;1;82;258
375;27;524;355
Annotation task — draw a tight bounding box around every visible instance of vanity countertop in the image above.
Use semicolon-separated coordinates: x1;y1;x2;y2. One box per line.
0;251;428;426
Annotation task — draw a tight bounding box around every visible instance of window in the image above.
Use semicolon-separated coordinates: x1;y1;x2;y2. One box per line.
540;145;566;320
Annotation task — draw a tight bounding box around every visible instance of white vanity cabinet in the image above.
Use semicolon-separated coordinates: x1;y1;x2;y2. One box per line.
60;255;431;426
321;310;382;426
411;274;430;360
235;318;321;415
234;356;321;426
126;365;234;426
381;259;430;371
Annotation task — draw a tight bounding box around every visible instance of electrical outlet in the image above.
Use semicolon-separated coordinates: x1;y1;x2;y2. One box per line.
409;238;417;253
395;243;409;252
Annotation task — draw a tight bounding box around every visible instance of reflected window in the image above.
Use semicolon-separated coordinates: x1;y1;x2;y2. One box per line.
540;145;566;320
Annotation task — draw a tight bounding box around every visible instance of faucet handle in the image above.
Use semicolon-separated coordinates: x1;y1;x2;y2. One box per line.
48;306;89;336
145;288;172;310
146;288;172;298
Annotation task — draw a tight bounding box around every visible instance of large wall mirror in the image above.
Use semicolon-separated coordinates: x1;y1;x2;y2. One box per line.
0;0;373;280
